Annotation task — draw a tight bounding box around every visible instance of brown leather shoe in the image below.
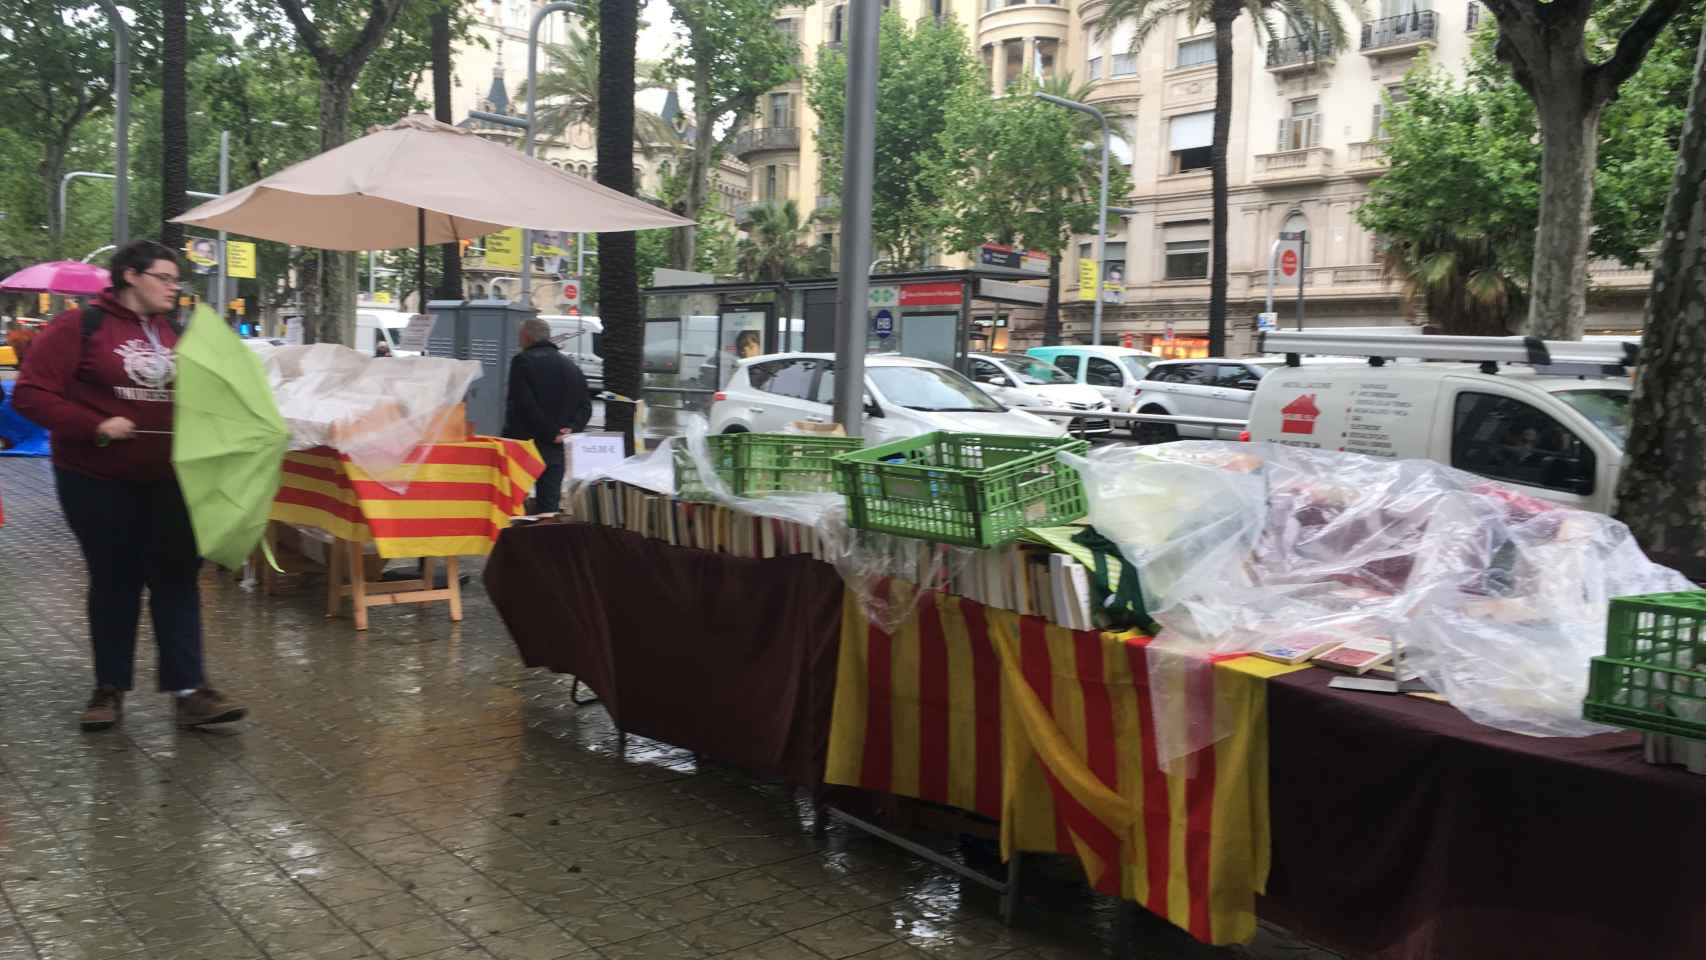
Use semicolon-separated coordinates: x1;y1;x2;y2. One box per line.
175;688;247;728
80;687;124;732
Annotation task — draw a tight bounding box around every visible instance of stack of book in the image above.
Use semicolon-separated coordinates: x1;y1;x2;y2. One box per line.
561;480;1103;630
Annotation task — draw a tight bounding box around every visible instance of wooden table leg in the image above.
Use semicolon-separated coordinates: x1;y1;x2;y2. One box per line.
325;536;343;619
346;538;370;631
446;556;463;621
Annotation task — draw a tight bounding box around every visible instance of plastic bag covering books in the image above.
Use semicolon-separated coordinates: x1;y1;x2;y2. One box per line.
568;414;977;633
1060;441;1691;769
256;344;482;492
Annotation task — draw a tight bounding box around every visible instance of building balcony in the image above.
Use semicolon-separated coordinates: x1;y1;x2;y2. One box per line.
1361;10;1438;57
734;199;771;223
1253;146;1335;184
732;126;800;158
1267;32;1336;72
1346;139;1390;177
815;195;838;216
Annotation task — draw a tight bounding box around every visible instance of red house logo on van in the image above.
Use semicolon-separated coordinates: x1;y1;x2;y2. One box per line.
1281;394;1320;435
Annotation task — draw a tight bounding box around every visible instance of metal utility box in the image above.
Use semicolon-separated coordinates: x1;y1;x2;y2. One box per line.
426;299;535;436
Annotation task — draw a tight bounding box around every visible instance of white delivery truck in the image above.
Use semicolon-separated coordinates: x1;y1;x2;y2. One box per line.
354;308;414;356
539;315;603;389
1246;331;1637;514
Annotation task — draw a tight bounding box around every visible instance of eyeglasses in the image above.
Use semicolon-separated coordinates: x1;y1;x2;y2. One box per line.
140;270;181;287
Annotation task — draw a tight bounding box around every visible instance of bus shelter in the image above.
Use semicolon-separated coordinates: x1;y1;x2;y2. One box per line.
638;268;1047;435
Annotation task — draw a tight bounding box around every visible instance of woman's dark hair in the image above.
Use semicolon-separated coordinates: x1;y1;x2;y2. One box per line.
109;239;179;290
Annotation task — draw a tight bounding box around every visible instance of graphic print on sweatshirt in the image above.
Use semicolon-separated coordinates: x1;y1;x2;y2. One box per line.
112;337;176;402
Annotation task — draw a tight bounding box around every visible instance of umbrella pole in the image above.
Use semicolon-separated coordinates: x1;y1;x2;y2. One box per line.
416;208;427;309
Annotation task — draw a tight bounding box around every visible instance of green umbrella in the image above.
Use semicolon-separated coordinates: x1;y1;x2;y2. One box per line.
172;304;289;569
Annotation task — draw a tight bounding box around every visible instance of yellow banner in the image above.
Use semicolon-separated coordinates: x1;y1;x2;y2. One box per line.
38;293;50;313
226;241;257;279
483;228;523;271
1078;259;1098;301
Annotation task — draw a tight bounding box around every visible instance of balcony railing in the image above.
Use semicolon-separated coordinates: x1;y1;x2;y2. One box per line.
1254;146;1335;182
1361;10;1438;52
1267;31;1336;69
815;195;837;214
1110;52;1138;77
731;126;800;157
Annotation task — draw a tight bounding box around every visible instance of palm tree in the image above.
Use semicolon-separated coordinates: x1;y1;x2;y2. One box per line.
521;27;678;154
160;0;188;253
1099;0;1357;354
736;201;812;281
431;2;461;301
1379;228;1524;336
597;0;642;450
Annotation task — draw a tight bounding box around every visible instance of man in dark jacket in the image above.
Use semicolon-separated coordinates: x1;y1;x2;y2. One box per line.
503;316;592;513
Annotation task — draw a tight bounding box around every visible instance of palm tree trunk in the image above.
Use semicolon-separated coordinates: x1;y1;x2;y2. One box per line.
431;6;462;300
1614;22;1706;579
598;0;642;451
160;0;189;253
1207;7;1236;356
1043;253;1062;345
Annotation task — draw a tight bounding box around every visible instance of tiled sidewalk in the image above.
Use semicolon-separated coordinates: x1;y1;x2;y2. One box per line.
0;458;1329;960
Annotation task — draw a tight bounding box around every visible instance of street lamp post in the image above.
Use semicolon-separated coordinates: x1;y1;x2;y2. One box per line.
1034;92;1109;348
95;0;129;247
520;2;583;308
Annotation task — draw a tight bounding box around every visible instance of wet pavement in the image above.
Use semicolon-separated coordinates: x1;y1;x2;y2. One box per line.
0;457;1337;960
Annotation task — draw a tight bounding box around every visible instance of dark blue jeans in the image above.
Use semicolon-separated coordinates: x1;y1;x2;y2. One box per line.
533;454;565;514
55;468;205;692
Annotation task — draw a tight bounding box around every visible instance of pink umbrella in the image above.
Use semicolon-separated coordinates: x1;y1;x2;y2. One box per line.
0;261;111;296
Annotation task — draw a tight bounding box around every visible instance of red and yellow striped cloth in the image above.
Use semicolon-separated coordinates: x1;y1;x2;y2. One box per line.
270;438;544;558
827;587;1303;945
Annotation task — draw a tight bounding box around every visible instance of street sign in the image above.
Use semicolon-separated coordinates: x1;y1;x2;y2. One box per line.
868;286;898;309
397;314;435;354
873;309;895;340
899;282;961;307
484;228;523;271
1280;248;1299;277
1257;311;1278;332
1078;260;1097;301
561;278;580;309
1164;318;1176;342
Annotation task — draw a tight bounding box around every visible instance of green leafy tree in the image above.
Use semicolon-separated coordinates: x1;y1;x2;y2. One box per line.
736;200;814;280
1481;0;1691;338
1357;13;1697;333
1616;11;1706;575
1099;0;1358;353
664;0;797;271
930;76;1130;346
808;11;978;269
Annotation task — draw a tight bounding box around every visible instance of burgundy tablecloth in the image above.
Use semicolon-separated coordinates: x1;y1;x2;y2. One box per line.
483;523;844;786
1261;667;1706;960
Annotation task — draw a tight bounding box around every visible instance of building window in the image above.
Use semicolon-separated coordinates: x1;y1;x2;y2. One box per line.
1372;85;1408;139
1036;38;1059;80
774;17;798;43
1110;52;1138;76
1176;35;1216;68
769;92;792;129
1002;38;1024;91
765;165;778;201
831;5;844;44
1278;97;1321;151
1168;110;1214;173
1163;221;1211;279
1088;56;1102;80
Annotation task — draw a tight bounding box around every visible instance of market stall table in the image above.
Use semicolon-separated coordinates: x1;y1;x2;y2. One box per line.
272;437;543;629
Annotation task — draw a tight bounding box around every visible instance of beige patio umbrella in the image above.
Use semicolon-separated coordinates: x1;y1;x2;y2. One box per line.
173;114;690;249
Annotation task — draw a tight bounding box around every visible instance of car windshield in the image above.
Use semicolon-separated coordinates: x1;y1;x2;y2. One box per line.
1555;389;1630;449
1120;356;1152;379
996;356;1074;385
869;366;1005;412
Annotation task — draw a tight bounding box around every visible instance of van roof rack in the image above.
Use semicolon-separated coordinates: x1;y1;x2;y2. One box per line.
1257;331;1638;376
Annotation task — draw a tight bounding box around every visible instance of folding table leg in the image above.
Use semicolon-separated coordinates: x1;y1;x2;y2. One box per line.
325;537;343;619
446;556;463;621
346;538;370;631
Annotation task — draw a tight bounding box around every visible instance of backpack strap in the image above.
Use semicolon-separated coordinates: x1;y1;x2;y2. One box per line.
79;304;104;339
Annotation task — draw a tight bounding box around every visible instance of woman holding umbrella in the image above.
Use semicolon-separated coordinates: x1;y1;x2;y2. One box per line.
13;240;245;732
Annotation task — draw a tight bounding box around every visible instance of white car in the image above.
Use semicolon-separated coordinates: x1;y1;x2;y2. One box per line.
967;352;1113;436
710;353;1066;442
1130;357;1290;443
1025;345;1161;417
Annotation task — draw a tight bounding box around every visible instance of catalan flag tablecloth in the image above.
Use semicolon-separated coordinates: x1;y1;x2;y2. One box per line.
827;587;1303;946
270;438;545;558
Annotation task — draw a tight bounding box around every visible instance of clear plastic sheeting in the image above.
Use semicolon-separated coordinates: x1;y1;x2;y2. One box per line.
1063;441;1691;768
262;344;482;490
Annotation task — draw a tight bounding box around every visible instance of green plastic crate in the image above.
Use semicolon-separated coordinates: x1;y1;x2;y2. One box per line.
831;432;1089;547
1583;590;1706;738
675;433;863;501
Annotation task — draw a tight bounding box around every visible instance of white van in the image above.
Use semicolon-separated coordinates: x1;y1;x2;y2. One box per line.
1247;332;1634;514
1025;345;1162;427
354;308;413;357
539;314;603;389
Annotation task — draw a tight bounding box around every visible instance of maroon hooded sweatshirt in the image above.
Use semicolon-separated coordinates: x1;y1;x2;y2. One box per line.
13;290;181;482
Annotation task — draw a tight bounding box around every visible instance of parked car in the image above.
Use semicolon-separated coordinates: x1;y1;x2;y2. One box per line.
1025;345;1160;421
1248;361;1632;514
967;352;1112;436
709;353;1065;442
540;314;604;389
1129;358;1288;442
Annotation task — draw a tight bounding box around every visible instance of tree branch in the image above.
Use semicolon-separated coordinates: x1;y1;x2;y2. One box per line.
1590;0;1687;104
278;0;333;68
333;0;411;86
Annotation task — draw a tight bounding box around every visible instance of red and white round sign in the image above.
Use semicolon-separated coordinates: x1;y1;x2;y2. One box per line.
1280;249;1299;277
562;281;579;301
